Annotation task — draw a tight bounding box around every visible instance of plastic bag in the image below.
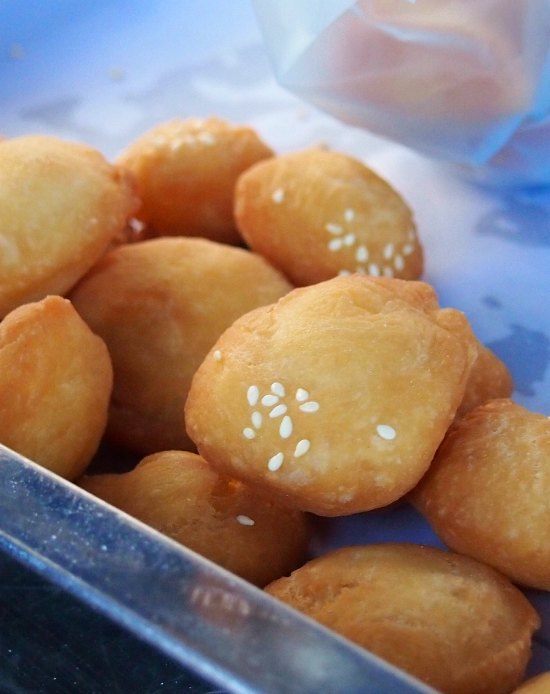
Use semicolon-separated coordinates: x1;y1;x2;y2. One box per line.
254;0;550;187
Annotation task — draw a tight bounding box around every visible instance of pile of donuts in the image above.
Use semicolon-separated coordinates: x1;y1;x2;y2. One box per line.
0;118;548;694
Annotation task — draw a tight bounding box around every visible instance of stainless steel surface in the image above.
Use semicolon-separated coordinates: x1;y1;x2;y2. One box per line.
0;445;432;694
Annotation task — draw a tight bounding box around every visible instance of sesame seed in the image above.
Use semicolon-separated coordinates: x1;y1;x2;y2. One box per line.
383;266;394;277
328;238;343;251
271;382;285;397
338;270;351;276
269;404;287;418
261;394;279;407
272;188;285;204
383;243;394;260
394;255;404;271
237;515;255;526
299;401;319;413
247;385;259;407
294;439;311;458
295;388;309;402
268;452;284;471
376;424;396;440
343;233;356;247
213;350;222;361
243;427;256;440
197;131;216;145
344;209;355;222
368;263;380;276
279;416;293;438
251;411;262;429
326;223;343;235
355;245;368;262
403;243;414;255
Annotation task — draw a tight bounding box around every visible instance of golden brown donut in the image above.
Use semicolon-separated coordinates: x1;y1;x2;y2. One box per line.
234;148;423;285
71;237;291;454
413;399;550;590
265;544;540;694
0;296;112;479
514;672;550;693
0;135;139;318
118;117;273;244
456;343;513;417
185;276;476;516
80;450;309;587
373;277;513;417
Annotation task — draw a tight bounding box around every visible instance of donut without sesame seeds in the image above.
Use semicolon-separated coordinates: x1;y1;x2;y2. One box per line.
0;135;139;318
234;148;423;285
413;399;550;590
0;296;112;480
80;451;309;587
71;237;291;455
265;544;540;694
185;275;477;516
117;117;273;245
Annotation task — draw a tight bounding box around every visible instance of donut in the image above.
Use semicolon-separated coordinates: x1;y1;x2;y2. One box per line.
71;237;291;454
0;135;138;318
0;296;112;479
373;277;513;416
80;450;309;587
413;399;550;590
265;544;540;694
118;117;273;244
234;148;423;285
185;276;476;515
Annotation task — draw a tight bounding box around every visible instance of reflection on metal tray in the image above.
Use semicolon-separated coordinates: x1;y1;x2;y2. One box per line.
0;445;431;694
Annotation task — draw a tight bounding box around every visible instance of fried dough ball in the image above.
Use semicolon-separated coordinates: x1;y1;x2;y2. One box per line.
0;135;139;318
413;399;550;590
185;276;476;516
265;544;540;694
515;673;550;693
118;118;273;244
0;296;112;479
80;451;309;587
373;277;513;417
234;148;423;285
71;238;291;454
456;344;513;417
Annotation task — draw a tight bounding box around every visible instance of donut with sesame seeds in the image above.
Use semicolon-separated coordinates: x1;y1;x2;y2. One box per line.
265;544;540;694
185;275;476;516
80;450;309;587
234;148;423;285
0;135;139;318
71;237;291;455
413;399;550;590
117;117;273;245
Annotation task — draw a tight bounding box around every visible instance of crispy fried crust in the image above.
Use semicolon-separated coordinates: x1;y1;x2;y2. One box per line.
118;117;273;244
266;544;540;694
235;148;422;285
71;237;291;454
0;136;139;318
413;399;550;590
0;296;113;479
186;276;476;515
80;450;309;587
